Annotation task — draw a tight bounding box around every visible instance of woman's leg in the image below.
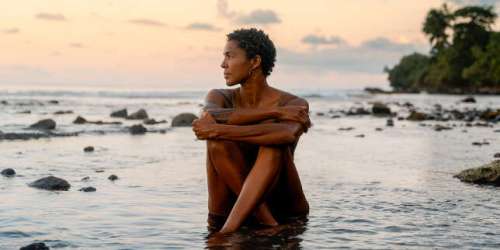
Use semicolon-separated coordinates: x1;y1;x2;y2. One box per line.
206;140;278;227
219;146;283;233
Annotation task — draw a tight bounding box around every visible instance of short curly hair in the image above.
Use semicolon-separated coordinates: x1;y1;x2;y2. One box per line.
227;28;276;76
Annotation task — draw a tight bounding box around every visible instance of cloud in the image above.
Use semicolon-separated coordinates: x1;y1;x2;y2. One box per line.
69;43;84;48
302;35;345;46
186;22;221;31
236;9;281;25
2;28;19;34
35;13;67;21
217;0;236;18
279;37;428;74
128;18;166;27
217;0;281;25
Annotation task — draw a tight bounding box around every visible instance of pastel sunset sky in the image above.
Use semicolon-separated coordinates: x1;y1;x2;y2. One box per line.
1;0;499;90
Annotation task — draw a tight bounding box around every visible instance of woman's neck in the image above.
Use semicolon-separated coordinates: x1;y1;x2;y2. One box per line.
239;74;269;107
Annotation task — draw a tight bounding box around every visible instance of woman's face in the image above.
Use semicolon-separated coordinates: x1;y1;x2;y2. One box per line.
220;40;253;86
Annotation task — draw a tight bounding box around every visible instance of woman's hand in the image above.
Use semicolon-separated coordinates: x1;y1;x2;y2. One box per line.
277;106;311;128
192;112;219;140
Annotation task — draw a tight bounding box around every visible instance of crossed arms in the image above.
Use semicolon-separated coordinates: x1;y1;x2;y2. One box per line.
192;89;311;145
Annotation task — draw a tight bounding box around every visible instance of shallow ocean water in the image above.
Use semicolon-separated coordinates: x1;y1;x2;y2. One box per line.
1;89;499;249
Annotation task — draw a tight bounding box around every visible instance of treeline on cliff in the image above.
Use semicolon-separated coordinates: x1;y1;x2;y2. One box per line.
385;4;500;94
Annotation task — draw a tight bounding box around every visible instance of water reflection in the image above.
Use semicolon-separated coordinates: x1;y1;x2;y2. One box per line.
205;219;308;249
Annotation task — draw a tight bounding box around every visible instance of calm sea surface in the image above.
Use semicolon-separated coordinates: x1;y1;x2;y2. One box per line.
1;88;499;249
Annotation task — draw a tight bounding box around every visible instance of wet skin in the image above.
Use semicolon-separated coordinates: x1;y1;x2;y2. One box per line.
192;40;311;235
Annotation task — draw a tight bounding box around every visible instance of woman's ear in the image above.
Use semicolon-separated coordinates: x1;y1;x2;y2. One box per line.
251;55;262;71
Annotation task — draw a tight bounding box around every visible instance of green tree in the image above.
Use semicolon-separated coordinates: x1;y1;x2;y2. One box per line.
463;32;500;88
385;53;430;91
423;4;452;55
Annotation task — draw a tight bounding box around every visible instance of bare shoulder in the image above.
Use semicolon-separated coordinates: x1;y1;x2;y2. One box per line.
204;88;236;109
275;89;308;107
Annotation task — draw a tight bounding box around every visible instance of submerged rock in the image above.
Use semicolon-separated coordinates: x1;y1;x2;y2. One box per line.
110;108;128;118
338;127;355;131
29;176;71;191
127;109;148;120
81;176;90;181
108;174;118;181
461;96;476;103
53;110;73;115
29;119;56;130
372;102;391;116
171;113;198;127
434;124;452;132
73;116;87;124
130;124;147;134
407;111;427;121
79;186;96;192
494;153;500;158
386;119;394;127
1;168;16;177
83;146;94;152
20;242;50;250
143;118;167;125
345;108;370;116
454;160;500;186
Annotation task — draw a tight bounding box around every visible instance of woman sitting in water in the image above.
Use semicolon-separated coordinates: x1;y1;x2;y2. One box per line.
192;28;311;234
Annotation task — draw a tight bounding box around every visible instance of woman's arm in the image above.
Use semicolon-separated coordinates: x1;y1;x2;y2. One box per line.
203;89;308;125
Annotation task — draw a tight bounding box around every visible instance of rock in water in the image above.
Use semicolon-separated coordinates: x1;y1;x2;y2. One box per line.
494;153;500;158
171;113;198;127
386;119;394;127
454;160;500;186
29;176;71;191
73;116;87;124
143;118;167;125
83;146;94;152
1;168;16;177
372;102;391;116
79;186;96;192
20;242;50;250
461;96;476;103
29;119;56;130
110;109;128;118
130;124;147;134
108;174;118;181
127;109;148;120
407;111;427;121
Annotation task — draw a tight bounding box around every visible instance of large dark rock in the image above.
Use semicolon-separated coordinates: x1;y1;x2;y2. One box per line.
1;168;16;177
171;113;198;127
20;242;50;250
130;124;147;134
29;176;71;191
29;119;56;130
127;109;148;120
372;102;391;116
454;160;500;186
110;109;128;118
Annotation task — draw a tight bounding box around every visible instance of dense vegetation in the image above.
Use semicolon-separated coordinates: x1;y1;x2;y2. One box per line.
385;4;500;94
